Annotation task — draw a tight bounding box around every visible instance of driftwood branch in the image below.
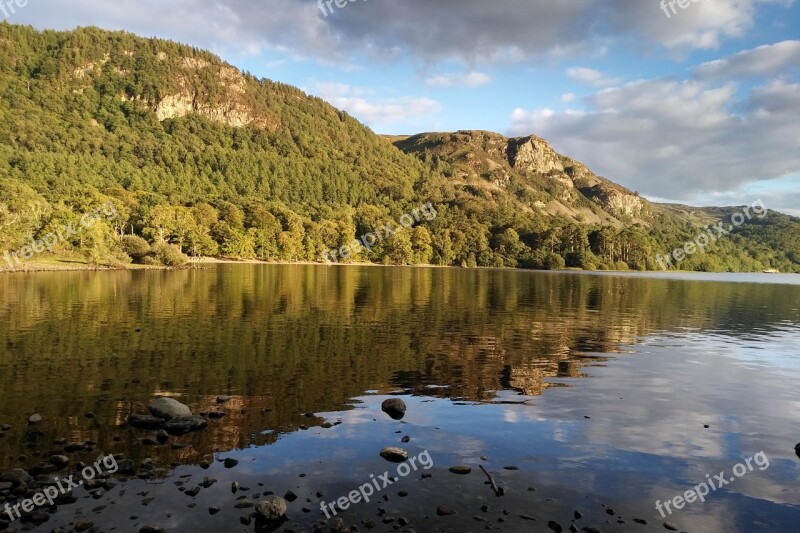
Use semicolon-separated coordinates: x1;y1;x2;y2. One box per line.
479;465;504;497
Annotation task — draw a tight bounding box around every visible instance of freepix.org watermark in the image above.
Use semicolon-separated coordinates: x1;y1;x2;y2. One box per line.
660;0;710;18
318;0;367;18
4;454;119;522
320;449;433;518
2;201;118;270
655;199;766;270
321;202;437;264
0;0;28;20
655;451;769;518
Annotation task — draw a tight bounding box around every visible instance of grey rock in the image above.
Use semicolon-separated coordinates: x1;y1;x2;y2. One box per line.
116;459;136;475
329;516;346;532
234;499;254;508
28;414;43;424
148;397;192;420
74;519;94;532
256;495;287;521
380;447;409;463
1;468;33;487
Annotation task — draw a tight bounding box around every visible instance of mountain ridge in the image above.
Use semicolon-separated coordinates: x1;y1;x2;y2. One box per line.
1;23;798;272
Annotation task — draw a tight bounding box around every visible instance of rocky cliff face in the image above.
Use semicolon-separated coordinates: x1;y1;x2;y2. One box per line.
393;130;650;226
74;52;278;130
150;59;276;129
507;135;565;174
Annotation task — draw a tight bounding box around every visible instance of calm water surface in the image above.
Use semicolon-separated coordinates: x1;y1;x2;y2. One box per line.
0;265;798;532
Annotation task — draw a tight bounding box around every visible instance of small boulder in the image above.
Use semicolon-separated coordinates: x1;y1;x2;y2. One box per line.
449;465;472;475
381;398;406;420
74;519;94;532
116;459;136;475
163;416;207;435
49;455;70;468
1;468;33;487
329;517;347;532
436;505;455;516
28;414;43;425
216;395;231;404
380;447;409;463
129;414;166;429
256;495;287;521
148;397;192;420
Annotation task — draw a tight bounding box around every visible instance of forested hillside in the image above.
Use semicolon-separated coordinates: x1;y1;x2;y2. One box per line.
1;23;798;272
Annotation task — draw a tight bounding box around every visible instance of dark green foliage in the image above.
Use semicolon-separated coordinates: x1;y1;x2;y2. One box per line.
146;242;188;267
0;24;798;272
120;234;150;263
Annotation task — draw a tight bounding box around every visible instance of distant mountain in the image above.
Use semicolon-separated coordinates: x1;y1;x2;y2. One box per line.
393;130;650;226
0;23;798;272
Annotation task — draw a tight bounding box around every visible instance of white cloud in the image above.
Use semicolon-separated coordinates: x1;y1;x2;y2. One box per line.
694;40;800;80
426;72;491;87
13;0;796;66
561;93;576;103
508;44;800;203
308;83;441;127
567;67;622;87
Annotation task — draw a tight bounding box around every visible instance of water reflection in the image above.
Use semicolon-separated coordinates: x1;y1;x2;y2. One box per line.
0;266;798;472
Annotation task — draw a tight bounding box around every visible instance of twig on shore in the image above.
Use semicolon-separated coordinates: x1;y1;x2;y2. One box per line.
479;465;504;497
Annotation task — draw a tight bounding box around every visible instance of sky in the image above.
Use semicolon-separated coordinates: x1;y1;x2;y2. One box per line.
5;0;800;215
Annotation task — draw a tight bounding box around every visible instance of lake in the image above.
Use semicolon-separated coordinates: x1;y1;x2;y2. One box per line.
0;265;798;532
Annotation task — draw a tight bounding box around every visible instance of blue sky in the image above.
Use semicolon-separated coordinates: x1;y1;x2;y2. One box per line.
8;0;800;215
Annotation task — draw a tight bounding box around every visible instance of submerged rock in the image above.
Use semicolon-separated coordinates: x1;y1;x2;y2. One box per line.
129;414;166;429
163;416;207;435
49;455;70;468
1;468;33;487
448;465;472;475
256;495;287;521
329;517;347;532
380;447;409;463
148;397;192;420
381;398;407;420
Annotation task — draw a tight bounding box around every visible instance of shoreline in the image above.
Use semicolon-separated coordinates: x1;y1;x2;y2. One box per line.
0;256;793;275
